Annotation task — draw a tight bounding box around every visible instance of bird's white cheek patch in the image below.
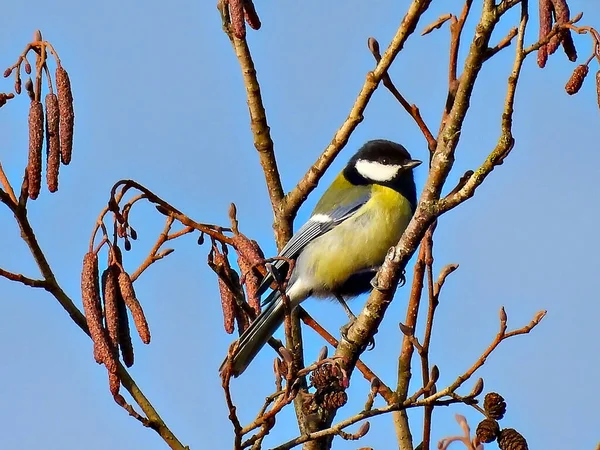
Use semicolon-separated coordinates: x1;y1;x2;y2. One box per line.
310;214;333;223
355;160;401;182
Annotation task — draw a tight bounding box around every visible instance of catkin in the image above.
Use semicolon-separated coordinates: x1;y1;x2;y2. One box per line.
118;271;151;344
537;0;552;68
238;257;260;316
27;101;44;199
565;65;589;95
244;0;261;30
56;66;74;165
45;93;60;192
596;71;600;110
102;267;120;359
81;252;117;373
212;248;236;334
228;0;246;39
117;291;134;367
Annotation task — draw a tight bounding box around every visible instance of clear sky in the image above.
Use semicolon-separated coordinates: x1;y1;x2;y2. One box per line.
0;1;599;449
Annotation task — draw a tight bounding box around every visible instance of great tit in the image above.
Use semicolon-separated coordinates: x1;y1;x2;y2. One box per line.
224;139;421;376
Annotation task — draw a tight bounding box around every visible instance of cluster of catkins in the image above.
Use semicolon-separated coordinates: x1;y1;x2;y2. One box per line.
219;0;261;39
3;30;75;199
81;246;150;396
475;392;529;450
537;0;600;106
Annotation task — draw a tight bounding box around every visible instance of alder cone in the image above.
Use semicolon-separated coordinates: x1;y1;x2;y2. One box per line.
45;93;60;192
484;392;507;420
56;66;74;165
28;100;44;199
476;418;499;443
497;428;528;450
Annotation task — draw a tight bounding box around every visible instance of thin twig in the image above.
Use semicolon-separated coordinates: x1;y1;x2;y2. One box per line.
367;37;437;152
299;308;395;403
0;268;46;288
0;162;17;205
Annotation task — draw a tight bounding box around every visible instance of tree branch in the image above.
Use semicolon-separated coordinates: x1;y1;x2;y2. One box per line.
11;206;187;449
282;0;434;222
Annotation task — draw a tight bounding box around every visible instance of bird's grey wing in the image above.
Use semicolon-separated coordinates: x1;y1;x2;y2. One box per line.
257;189;372;301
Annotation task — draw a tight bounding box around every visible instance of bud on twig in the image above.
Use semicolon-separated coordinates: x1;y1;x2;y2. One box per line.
565;64;589;95
27;100;44;199
56;66;74;165
118;271;151;344
45;93;60;192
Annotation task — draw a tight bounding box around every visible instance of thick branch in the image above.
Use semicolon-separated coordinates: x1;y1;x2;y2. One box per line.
223;30;286;244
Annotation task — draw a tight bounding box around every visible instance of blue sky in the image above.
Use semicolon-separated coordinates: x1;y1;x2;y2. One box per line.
0;1;599;449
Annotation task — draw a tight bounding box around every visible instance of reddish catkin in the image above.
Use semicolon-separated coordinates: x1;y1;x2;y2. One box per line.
537;0;552;68
596;70;600;110
102;266;120;360
212;249;236;334
55;66;74;165
244;0;261;30
238;257;261;316
109;371;120;396
118;271;151;344
550;0;577;61
228;0;246;39
45;93;60;192
81;252;118;374
565;64;589;95
28;100;44;200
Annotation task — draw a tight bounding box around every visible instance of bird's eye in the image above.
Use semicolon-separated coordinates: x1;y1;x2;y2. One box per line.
381;158;389;164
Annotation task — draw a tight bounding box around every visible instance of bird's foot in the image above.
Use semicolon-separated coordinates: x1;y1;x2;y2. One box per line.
370;269;406;290
339;319;376;351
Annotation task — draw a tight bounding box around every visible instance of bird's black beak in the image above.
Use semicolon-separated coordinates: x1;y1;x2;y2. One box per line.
403;159;422;169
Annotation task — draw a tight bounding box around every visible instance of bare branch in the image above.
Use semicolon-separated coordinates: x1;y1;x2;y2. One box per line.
421;13;453;36
0;268;46;288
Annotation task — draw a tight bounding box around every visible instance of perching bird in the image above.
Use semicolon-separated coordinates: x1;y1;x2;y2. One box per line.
223;139;421;376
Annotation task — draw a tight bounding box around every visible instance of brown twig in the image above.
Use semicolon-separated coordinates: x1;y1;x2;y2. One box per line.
421;13;453;36
218;3;285;246
0;267;46;288
0;162;17;205
484;27;519;60
367;37;437;153
130;217;194;282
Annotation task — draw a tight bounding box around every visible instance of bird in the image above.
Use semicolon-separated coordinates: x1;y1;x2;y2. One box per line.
222;139;421;377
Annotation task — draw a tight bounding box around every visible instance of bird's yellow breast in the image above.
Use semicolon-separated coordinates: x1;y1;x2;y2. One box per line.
301;185;413;294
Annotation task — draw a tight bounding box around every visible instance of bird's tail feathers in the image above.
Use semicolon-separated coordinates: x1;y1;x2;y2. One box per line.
220;289;284;377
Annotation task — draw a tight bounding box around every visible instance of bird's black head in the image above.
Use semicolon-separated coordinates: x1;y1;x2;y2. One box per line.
344;139;421;209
